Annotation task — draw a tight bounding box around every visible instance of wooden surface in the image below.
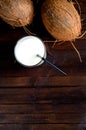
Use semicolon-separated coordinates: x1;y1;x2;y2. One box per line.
0;0;86;130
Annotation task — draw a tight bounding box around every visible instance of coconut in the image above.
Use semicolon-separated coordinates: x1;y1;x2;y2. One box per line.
41;0;81;41
0;0;34;27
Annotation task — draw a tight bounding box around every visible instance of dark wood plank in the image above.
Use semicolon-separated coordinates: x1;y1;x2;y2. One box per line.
0;76;86;87
0;87;85;104
0;103;85;114
0;113;85;124
0;39;86;77
0;124;79;130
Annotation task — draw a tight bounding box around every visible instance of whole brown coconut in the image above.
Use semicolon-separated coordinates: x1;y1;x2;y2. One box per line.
41;0;81;41
0;0;34;27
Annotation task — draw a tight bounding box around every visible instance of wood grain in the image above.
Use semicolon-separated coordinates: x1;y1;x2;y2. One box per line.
0;76;86;87
0;103;85;114
0;124;80;130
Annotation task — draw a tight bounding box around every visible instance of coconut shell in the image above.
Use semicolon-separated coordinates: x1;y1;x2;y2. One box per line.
41;0;81;41
0;0;34;27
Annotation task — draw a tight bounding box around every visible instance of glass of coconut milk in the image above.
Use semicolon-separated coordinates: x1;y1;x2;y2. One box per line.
14;36;67;75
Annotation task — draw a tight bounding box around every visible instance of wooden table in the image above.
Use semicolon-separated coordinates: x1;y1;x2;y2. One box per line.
0;0;86;129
